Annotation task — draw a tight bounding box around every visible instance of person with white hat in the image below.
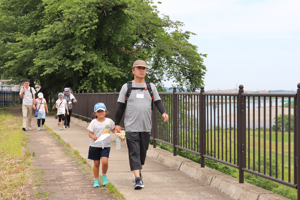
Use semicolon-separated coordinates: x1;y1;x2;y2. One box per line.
55;92;69;130
34;92;48;131
63;87;77;128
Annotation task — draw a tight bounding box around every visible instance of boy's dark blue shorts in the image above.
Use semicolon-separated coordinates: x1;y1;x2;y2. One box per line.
88;146;110;160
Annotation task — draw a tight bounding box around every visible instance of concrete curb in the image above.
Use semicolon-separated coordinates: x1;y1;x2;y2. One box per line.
72;116;287;200
147;145;288;200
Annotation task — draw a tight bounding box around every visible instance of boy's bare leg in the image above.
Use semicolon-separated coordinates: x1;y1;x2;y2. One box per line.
94;160;100;178
101;157;108;174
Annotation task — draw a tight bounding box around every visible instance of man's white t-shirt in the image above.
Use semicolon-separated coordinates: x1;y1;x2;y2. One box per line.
19;87;36;105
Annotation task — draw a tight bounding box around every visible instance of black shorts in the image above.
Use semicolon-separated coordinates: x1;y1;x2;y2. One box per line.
126;132;151;171
88;146;110;160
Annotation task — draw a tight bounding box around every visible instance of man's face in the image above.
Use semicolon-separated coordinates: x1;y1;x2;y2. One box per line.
24;82;29;88
132;66;147;79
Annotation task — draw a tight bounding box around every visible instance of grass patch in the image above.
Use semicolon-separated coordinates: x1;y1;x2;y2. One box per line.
151;140;297;200
0;111;32;199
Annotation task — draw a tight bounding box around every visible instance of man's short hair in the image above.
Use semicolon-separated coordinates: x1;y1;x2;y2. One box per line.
23;79;30;83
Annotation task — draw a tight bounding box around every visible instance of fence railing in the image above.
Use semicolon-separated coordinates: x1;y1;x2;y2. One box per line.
0;91;20;108
72;84;300;199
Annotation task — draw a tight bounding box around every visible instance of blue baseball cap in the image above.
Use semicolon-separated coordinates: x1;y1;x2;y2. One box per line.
94;102;106;112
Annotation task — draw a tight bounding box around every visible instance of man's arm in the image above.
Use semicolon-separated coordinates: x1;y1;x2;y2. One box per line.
115;102;126;131
154;100;169;122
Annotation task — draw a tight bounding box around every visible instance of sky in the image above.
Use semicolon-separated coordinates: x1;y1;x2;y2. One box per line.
153;0;300;91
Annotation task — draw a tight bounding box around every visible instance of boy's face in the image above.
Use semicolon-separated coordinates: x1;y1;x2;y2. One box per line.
59;97;63;100
95;110;107;118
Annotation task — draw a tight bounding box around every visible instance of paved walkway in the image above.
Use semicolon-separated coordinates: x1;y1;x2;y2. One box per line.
8;106;287;200
9;107;116;200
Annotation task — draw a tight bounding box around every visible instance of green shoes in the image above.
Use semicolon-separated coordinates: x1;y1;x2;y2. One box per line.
93;179;100;188
102;175;109;186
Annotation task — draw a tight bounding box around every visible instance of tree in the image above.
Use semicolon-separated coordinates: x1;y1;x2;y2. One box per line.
272;114;294;132
0;0;207;97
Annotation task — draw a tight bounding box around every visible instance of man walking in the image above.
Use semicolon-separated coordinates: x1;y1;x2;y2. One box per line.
19;79;36;131
115;60;169;190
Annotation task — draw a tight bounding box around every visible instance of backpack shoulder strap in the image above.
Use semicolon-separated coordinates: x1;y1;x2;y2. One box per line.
125;81;132;106
146;81;154;110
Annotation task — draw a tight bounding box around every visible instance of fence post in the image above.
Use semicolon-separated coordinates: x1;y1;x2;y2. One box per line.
173;87;177;156
200;86;206;167
296;83;300;199
237;85;246;183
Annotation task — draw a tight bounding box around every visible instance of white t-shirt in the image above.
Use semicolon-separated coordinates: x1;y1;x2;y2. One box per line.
87;118;115;148
56;99;67;115
19;87;36;105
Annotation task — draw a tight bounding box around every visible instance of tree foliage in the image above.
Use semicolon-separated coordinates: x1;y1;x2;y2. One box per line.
272;114;294;132
0;0;206;96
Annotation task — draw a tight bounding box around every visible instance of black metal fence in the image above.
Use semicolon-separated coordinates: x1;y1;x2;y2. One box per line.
0;91;20;108
72;84;300;199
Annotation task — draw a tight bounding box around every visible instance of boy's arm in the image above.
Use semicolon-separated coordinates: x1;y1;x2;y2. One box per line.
89;131;97;141
45;101;49;113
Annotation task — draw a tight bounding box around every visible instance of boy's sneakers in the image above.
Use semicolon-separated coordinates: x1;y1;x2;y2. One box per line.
102;175;109;186
60;127;62;131
134;177;144;190
62;125;65;130
38;127;41;131
41;125;44;130
93;179;100;188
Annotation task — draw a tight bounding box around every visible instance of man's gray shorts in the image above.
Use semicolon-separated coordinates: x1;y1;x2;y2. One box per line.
126;132;151;171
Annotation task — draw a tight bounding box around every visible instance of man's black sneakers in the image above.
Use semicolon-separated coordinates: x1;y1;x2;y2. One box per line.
134;177;144;190
22;128;26;131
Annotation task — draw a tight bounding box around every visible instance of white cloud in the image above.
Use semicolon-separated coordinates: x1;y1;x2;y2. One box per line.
154;0;300;38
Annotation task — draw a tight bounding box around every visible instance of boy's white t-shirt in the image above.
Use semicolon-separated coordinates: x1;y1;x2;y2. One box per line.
87;118;115;148
56;99;67;115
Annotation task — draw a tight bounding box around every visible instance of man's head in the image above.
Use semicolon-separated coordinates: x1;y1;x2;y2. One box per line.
132;60;147;79
23;79;30;88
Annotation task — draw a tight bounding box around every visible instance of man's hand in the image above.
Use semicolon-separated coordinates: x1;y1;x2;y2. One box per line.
162;113;169;122
115;125;122;133
32;105;36;110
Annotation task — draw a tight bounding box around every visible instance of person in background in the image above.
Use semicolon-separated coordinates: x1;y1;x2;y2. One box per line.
63;87;77;128
19;79;36;131
56;93;69;130
34;92;48;131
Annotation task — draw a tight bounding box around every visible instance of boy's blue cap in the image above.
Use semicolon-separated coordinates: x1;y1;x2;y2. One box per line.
94;102;106;112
